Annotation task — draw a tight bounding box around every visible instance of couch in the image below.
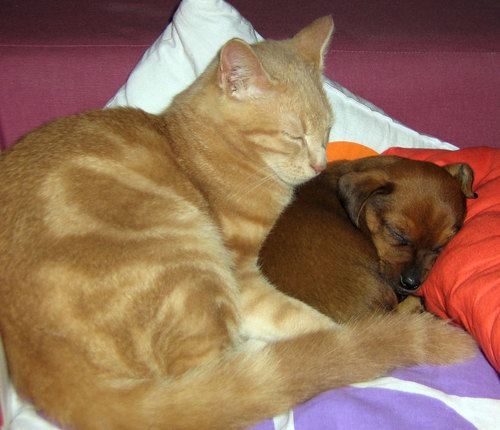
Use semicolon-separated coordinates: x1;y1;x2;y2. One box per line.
1;1;499;429
1;0;498;151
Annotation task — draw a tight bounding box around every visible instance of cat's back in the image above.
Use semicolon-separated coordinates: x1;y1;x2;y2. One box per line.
0;108;192;214
0;107;210;272
1;108;169;175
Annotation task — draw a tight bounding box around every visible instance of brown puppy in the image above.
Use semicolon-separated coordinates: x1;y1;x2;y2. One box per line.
259;155;476;322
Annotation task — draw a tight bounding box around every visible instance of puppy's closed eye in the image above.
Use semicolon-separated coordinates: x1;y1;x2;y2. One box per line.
385;224;411;247
433;225;462;254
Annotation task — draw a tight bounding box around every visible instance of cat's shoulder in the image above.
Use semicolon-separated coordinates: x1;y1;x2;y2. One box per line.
42;106;159;137
4;107;163;161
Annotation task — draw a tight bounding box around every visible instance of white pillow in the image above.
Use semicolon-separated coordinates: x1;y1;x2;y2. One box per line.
106;0;457;153
106;0;263;114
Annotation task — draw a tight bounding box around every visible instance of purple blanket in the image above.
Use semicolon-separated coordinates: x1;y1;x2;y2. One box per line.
251;349;500;430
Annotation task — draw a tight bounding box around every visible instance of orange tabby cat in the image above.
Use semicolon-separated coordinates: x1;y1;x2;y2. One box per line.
0;17;474;430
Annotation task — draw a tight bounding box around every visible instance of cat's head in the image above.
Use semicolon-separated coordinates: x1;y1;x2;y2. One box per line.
216;16;334;187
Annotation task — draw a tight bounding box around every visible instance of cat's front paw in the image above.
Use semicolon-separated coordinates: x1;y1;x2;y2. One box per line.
416;313;477;365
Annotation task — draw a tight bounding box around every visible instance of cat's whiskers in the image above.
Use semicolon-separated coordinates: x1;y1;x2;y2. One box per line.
222;169;277;206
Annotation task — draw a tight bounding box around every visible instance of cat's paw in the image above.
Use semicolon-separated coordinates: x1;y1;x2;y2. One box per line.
415;313;477;365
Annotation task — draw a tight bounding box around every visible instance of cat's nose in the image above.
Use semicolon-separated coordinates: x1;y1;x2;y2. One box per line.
311;162;326;174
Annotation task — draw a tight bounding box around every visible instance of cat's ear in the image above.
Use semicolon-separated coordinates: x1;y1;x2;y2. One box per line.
292;16;334;70
218;39;272;100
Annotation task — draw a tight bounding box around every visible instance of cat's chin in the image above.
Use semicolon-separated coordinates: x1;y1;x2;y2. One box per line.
276;172;319;188
267;161;319;187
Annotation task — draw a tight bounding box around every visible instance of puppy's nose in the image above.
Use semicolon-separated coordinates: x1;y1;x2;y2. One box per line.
400;270;421;291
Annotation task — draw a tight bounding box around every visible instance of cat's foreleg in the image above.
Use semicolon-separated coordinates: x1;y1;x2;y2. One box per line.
237;268;339;343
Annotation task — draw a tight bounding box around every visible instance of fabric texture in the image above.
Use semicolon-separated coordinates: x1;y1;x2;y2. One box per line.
326;141;378;161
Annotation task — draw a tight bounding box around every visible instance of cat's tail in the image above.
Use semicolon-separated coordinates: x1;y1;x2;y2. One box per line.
57;312;475;430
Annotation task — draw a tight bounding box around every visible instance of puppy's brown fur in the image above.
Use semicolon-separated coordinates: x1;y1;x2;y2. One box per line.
260;155;476;322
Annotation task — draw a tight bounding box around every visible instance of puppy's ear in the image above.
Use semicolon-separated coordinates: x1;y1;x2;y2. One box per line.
338;170;393;227
443;163;477;199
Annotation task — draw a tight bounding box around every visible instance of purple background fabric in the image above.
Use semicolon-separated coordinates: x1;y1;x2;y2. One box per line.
291;388;477;430
250;349;500;429
1;0;499;150
391;349;500;399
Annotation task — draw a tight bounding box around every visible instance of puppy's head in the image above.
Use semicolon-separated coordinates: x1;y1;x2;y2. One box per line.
338;156;476;298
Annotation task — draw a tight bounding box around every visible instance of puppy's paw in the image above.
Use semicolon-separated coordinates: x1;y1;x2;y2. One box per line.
396;295;425;314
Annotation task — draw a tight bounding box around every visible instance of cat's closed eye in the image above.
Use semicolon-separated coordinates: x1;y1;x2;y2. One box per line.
282;131;305;146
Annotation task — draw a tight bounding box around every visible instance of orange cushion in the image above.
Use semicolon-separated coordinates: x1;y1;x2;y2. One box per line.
383;147;500;372
326;141;378;161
